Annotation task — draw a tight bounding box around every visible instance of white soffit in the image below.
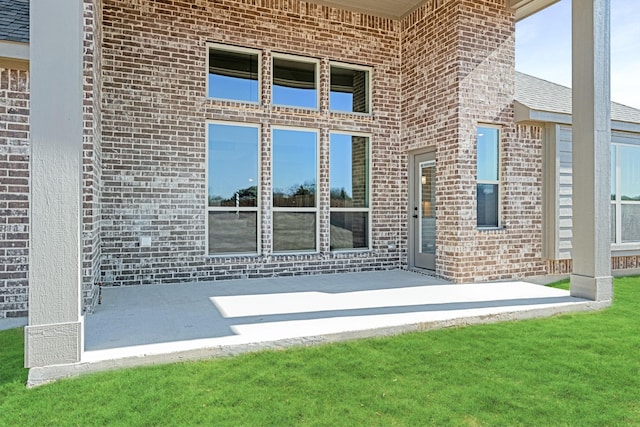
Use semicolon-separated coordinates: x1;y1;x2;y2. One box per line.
510;0;561;21
309;0;559;20
310;0;424;19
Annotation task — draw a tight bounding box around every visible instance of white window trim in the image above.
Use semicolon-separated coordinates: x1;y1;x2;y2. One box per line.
206;43;262;105
205;120;261;257
611;141;640;250
271;52;320;111
477;124;502;230
329;61;373;115
271;126;320;254
329;130;372;252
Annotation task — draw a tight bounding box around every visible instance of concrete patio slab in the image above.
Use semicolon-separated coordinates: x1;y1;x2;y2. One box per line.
0;316;27;331
26;270;609;386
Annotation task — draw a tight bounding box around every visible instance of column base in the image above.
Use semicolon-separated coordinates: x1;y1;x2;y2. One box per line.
25;319;84;368
570;274;613;302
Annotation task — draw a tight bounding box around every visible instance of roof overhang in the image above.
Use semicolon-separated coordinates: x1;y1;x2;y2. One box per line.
0;40;29;70
510;0;561;20
296;0;560;20
0;0;561;70
515;100;640;134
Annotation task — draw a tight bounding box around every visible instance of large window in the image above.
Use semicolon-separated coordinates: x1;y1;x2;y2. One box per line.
206;46;376;256
207;123;259;254
330;133;370;250
208;45;260;103
272;128;318;252
477;126;500;228
330;63;371;114
272;54;318;109
611;143;640;244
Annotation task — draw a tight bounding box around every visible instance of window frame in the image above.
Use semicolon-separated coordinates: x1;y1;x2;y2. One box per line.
329;61;372;115
206;43;262;104
271;53;320;110
476;124;502;229
611;140;640;250
329;131;372;252
205;120;261;256
271;126;320;254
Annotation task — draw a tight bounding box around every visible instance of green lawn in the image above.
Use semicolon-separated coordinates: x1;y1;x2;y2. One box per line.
1;277;640;426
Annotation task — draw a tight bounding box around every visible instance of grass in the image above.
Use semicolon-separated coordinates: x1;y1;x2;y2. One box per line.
1;277;640;426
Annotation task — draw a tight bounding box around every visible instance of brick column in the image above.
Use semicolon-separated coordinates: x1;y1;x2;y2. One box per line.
570;0;613;302
25;0;85;367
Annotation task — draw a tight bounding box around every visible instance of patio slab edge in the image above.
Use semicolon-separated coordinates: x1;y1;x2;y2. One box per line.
27;298;610;387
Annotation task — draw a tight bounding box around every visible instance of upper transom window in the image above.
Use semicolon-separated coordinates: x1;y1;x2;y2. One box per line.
272;54;318;109
208;44;260;103
330;63;371;114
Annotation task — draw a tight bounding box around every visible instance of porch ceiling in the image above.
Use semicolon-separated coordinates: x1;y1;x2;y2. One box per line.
308;0;559;20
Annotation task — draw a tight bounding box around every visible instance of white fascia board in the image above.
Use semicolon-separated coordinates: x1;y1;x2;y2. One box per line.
514;101;640;133
514;100;572;125
0;40;29;61
611;120;640;134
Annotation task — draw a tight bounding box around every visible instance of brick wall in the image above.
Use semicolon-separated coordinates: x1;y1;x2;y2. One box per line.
401;0;461;277
2;0;633;316
100;0;403;286
0;68;29;318
82;0;103;311
0;1;102;317
402;0;546;283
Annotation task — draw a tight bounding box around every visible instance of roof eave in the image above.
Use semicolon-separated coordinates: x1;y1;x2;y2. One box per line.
515;100;640;133
0;39;29;70
511;0;561;21
514;100;572;125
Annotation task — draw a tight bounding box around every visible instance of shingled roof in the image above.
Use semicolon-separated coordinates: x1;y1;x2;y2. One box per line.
515;71;640;125
0;0;29;43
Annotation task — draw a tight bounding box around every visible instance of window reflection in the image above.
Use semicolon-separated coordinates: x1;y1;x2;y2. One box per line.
330;134;369;208
208;124;259;207
330;65;370;113
209;47;259;102
273;129;317;208
272;57;317;109
207;123;259;255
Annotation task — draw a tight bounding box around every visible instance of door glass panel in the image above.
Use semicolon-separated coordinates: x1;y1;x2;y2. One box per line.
420;161;436;255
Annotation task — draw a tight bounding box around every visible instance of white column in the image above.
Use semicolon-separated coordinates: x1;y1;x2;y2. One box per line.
25;0;85;367
570;0;613;302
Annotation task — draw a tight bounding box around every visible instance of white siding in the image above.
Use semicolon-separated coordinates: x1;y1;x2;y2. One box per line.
545;126;640;259
557;125;573;259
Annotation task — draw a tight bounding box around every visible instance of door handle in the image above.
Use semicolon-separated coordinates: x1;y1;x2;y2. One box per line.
413;214;418;218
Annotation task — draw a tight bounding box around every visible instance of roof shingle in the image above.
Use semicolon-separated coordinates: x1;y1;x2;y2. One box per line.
515;71;640;124
0;0;29;43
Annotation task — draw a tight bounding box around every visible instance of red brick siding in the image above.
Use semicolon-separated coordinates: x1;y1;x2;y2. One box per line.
0;68;29;318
